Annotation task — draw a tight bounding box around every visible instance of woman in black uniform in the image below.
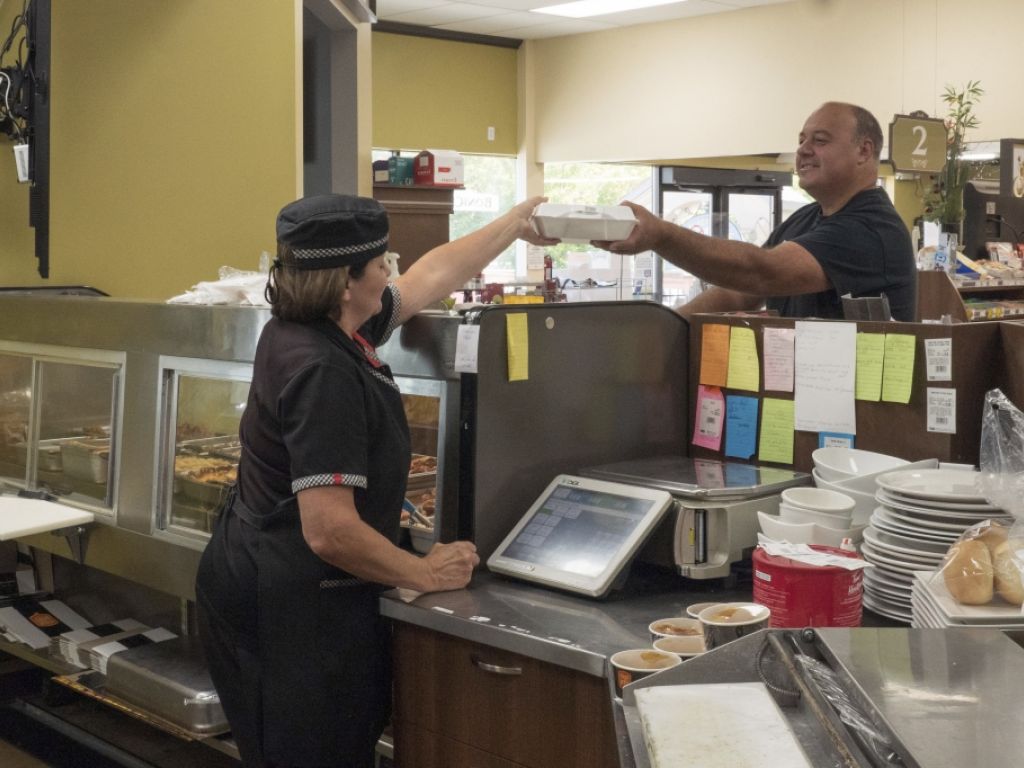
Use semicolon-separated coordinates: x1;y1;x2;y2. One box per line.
195;194;554;768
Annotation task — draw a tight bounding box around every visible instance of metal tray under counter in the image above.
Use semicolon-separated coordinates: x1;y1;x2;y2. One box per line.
104;637;228;735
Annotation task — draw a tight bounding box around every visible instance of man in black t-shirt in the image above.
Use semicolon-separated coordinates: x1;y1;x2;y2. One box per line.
595;102;917;321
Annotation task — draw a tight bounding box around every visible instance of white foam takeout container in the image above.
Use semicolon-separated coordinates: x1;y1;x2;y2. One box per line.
531;203;637;243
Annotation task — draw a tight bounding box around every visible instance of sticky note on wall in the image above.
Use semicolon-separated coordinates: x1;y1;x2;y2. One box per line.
881;334;915;403
726;327;759;392
758;398;795;465
699;324;730;386
506;313;529;381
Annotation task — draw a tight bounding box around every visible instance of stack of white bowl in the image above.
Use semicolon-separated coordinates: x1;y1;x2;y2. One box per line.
811;447;939;526
757;486;864;547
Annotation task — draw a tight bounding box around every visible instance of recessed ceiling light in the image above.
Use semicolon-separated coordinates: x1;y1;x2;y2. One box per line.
532;0;688;19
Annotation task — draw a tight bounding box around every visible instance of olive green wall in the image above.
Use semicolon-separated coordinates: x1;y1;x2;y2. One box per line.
372;32;517;155
0;1;300;299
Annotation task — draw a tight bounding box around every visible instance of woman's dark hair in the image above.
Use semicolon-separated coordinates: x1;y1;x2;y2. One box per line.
265;244;367;323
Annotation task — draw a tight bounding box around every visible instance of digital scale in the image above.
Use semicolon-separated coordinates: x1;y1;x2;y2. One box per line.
488;458;811;595
487;474;673;598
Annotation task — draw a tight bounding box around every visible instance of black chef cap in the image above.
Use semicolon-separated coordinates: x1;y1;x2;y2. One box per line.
275;194;389;270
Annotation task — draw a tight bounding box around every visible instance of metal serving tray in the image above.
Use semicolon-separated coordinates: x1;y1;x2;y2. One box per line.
104;637;228;735
60;439;110;484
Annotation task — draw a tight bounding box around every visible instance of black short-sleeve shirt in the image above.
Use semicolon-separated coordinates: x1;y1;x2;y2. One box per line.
237;284;409;542
764;187;916;321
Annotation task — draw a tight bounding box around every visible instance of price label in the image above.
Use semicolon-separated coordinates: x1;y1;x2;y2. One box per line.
889;115;947;173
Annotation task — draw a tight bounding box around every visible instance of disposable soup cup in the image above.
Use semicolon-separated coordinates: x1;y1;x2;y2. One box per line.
609;649;681;697
648;617;703;642
698;602;770;650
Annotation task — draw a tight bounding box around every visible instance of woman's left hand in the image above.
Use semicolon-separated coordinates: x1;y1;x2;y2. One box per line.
514;196;561;247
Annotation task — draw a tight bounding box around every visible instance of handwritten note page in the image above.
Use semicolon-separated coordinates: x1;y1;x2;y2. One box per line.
854;333;885;401
692;385;725;451
699;324;730;386
763;327;795;392
505;313;529;381
726;327;760;392
881;334;916;403
794;321;857;435
759;398;795;465
724;395;759;459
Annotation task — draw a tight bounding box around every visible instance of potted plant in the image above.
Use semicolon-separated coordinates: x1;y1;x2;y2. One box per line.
924;81;984;237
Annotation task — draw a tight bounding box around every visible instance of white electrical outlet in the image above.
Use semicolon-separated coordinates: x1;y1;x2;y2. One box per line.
13;143;29;183
487;126;495;141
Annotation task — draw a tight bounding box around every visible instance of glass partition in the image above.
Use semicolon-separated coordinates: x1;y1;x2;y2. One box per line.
160;360;251;539
36;360;121;507
0;353;33;488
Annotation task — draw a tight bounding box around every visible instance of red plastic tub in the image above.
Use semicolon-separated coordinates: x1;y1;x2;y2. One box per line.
752;545;863;628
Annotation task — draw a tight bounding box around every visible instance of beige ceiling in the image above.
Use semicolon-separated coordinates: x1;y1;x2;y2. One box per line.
375;0;794;41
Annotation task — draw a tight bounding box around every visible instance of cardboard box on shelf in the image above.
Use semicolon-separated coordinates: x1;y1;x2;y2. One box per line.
388;156;415;185
414;150;464;187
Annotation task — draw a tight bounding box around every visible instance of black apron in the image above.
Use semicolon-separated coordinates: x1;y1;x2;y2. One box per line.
197;485;393;768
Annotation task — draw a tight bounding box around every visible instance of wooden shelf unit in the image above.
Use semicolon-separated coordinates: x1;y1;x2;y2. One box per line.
916;270;1024;322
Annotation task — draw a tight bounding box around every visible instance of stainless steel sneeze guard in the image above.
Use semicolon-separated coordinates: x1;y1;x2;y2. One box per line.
618;627;1024;768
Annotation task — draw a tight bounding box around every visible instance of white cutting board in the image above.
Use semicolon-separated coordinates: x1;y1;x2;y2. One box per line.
0;497;95;540
635;682;812;768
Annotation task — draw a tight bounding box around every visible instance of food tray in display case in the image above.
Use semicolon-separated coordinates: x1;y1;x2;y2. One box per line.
15;437;75;472
406;454;437;493
60;439;110;484
173;456;236;505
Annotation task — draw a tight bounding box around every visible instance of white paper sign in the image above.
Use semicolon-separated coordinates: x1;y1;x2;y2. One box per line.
453;324;480;373
763;327;795;392
794;321;857;434
925;338;953;381
526;244;546;271
927;387;956;433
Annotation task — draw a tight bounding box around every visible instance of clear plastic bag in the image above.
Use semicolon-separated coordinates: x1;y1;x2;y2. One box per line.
933;390;1024;607
166;253;271;306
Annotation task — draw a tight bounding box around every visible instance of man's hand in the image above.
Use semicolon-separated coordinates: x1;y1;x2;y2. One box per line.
592;201;665;254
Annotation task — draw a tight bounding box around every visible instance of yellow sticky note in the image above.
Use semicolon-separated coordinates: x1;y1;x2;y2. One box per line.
726;326;760;392
758;397;795;465
700;324;730;387
855;333;885;401
505;313;529;381
881;334;916;403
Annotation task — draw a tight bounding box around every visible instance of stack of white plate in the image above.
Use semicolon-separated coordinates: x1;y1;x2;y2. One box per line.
862;468;1014;623
911;571;1024;629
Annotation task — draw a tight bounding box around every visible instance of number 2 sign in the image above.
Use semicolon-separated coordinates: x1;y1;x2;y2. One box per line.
889;115;948;174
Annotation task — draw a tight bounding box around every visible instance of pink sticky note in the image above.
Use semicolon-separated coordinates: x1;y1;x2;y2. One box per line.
692;384;725;451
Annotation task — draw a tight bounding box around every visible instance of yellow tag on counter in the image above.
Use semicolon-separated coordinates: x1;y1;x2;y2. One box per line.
506;313;529;381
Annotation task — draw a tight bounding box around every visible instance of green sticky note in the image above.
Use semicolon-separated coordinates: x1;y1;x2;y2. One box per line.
758;397;795;465
726;326;760;392
855;333;885;401
881;334;916;403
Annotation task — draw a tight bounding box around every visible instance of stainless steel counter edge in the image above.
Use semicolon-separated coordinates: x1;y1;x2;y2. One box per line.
380;589;610;677
379;571;758;678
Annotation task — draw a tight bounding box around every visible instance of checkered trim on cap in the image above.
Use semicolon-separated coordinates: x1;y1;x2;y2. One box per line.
292;473;367;494
292;236;389;262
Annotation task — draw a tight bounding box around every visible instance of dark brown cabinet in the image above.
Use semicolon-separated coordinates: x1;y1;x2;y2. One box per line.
373;185;455;273
392;623;619;768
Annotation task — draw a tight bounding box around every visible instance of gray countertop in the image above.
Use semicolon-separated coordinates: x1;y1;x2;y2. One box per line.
381;568;766;677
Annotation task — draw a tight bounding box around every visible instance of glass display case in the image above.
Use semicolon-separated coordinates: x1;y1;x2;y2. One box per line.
396;376;444;549
158;358;252;540
0;344;123;513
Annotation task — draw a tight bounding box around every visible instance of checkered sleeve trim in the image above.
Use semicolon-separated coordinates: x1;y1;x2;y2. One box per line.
291;473;367;494
379;283;402;346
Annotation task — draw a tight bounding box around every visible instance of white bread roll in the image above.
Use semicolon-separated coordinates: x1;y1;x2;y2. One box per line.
976;521;1008;553
942;539;993;605
992;540;1024;606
